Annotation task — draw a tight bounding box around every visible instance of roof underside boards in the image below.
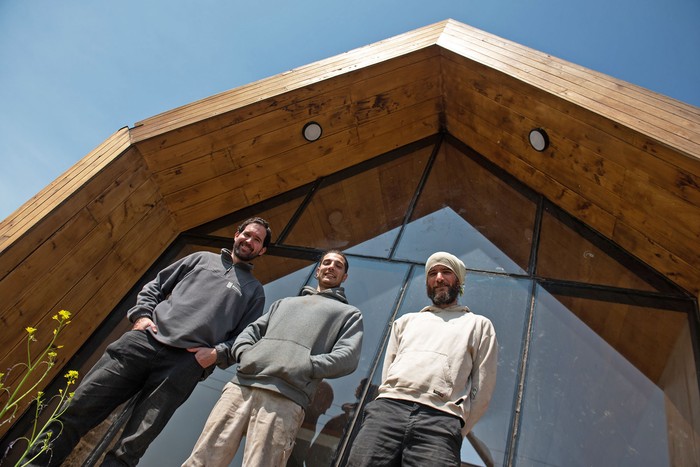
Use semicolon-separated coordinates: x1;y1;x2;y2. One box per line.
0;19;699;437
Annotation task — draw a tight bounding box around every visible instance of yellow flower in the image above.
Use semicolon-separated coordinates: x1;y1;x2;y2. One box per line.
25;326;37;336
48;351;58;359
53;310;72;326
64;370;79;383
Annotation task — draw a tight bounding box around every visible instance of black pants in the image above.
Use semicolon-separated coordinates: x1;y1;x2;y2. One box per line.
346;398;463;467
25;330;205;467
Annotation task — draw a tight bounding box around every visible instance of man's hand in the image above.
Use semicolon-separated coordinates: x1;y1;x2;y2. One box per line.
132;317;158;333
188;347;217;368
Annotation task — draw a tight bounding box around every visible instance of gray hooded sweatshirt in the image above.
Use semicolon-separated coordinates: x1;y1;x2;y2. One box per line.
231;285;363;409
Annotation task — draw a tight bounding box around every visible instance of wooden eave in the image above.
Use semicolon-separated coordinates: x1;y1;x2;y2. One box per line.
1;20;699;436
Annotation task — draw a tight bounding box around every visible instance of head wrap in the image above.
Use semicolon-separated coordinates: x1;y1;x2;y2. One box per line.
425;252;467;287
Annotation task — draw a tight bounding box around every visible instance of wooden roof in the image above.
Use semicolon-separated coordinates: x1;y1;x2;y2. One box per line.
1;19;699;433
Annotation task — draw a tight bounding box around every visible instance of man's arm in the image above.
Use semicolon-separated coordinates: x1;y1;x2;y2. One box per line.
126;255;195;323
188;292;269;369
462;320;498;434
229;299;277;363
311;309;363;380
381;319;401;382
213;291;267;368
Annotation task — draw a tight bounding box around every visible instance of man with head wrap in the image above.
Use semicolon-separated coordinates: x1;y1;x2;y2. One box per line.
346;251;498;467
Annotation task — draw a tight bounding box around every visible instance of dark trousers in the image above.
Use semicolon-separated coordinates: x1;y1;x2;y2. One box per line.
26;330;204;467
346;398;463;467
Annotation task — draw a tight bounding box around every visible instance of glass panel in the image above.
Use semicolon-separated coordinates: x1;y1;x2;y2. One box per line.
192;190;307;245
537;208;658;291
253;255;319;287
385;267;531;466
283;146;433;256
551;294;689;383
398;143;535;273
394;207;526;274
517;287;699;467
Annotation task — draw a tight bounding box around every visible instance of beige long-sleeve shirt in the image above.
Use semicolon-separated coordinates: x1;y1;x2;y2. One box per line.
378;304;498;436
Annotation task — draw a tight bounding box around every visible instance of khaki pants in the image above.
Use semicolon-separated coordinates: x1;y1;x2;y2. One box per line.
183;382;305;467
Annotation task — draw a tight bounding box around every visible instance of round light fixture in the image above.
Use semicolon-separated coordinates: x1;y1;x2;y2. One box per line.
302;121;323;142
528;128;549;152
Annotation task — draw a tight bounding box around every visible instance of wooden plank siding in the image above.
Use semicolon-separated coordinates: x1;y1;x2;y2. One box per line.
437;21;700;163
0;140;176;435
129;24;445;144
437;26;700;290
135;49;442;178
133;51;443;231
0;129;132;278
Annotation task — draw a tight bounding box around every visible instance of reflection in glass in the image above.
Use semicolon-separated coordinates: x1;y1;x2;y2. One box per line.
392;267;530;466
283;146;433;255
394;207;526;274
518;287;699;467
345;226;400;258
192;191;307;245
406;142;536;273
537;209;658;291
551;294;688;383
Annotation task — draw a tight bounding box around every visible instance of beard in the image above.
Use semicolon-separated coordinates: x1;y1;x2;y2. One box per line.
233;242;258;262
428;283;460;306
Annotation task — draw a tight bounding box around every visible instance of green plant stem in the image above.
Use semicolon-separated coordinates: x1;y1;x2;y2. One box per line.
0;319;67;423
16;386;73;467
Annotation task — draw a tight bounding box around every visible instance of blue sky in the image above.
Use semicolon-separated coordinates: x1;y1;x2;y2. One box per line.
1;0;699;221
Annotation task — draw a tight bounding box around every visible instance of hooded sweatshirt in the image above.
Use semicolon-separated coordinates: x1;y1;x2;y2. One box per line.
378;304;498;436
126;249;265;369
231;286;363;409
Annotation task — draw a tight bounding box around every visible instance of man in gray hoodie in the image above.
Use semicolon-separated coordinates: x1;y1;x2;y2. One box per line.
25;217;271;467
183;250;364;467
346;251;498;467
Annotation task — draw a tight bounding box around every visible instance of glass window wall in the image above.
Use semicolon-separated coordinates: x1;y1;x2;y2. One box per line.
516;288;697;467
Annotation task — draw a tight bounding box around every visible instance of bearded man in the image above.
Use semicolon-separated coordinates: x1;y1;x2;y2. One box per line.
26;217;271;467
183;250;363;467
346;251;498;467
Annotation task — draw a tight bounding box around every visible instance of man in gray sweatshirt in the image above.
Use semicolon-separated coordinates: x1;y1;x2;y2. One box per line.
25;217;271;467
183;250;364;467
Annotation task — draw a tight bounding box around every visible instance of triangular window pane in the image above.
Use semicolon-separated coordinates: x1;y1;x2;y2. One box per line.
537;207;659;291
283;145;433;255
397;142;536;273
